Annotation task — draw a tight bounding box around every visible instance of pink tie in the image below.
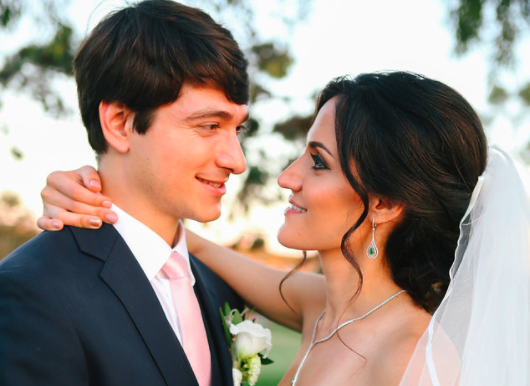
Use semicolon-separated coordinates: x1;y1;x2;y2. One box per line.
160;251;212;386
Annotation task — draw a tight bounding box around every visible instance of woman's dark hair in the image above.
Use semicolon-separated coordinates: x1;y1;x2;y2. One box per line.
316;71;488;313
74;0;249;154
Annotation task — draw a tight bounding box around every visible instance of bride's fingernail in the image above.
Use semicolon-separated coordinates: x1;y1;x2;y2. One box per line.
53;221;62;230
102;200;112;208
105;213;118;223
89;179;101;189
89;218;102;227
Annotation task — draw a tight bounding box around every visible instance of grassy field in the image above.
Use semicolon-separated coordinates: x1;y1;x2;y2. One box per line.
255;319;301;386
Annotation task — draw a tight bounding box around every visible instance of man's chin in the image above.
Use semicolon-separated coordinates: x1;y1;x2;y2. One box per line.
191;209;222;223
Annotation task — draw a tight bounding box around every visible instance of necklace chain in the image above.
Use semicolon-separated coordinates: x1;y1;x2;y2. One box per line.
291;289;406;385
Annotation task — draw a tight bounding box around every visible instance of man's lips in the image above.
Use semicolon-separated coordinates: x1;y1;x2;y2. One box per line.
196;177;228;195
196;176;226;188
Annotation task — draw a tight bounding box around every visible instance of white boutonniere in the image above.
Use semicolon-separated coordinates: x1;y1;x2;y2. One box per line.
220;303;273;386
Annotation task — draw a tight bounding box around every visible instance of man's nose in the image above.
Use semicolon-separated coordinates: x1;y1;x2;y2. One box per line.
215;132;246;174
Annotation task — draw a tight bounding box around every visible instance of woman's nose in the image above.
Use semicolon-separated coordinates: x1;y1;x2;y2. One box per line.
278;156;303;192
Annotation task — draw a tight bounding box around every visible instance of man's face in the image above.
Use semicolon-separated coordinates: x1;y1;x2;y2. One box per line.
125;84;247;232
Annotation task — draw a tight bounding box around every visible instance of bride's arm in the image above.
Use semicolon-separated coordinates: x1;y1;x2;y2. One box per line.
38;168;325;331
187;229;325;331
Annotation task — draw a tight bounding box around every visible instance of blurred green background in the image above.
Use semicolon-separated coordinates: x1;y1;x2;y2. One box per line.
255;320;301;386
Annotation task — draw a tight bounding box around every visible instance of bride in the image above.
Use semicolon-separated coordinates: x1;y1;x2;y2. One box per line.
38;71;530;385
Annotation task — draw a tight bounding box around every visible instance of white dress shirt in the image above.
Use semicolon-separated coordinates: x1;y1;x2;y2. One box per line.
111;204;195;344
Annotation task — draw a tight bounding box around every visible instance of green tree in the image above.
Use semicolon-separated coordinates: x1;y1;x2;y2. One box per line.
448;1;530;126
0;0;75;115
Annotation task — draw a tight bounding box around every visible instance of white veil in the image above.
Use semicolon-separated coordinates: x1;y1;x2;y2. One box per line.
400;146;530;386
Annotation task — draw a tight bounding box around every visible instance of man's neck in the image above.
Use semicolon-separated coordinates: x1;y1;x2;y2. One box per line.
98;162;180;247
110;199;181;247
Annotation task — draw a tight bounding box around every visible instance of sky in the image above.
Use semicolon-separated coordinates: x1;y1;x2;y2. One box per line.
1;0;529;256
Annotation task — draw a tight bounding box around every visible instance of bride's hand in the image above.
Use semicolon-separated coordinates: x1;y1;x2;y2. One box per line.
37;166;118;231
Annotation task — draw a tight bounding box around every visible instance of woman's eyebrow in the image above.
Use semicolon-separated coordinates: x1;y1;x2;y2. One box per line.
308;141;334;158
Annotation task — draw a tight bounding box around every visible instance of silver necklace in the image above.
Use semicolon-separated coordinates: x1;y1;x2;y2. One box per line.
291;289;406;385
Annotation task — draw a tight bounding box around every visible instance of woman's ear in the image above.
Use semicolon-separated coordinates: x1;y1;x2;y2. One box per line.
99;101;134;153
369;196;403;226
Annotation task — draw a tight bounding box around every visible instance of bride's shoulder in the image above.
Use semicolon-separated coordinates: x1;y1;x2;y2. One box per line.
371;305;431;384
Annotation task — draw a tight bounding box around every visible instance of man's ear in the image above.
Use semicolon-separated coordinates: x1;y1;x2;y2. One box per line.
368;196;403;226
99;101;134;153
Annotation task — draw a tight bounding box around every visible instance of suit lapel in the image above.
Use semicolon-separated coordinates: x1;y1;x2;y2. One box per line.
71;225;199;386
190;255;234;386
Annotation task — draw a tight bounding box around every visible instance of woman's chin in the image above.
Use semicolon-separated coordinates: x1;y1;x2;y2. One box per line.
277;226;307;250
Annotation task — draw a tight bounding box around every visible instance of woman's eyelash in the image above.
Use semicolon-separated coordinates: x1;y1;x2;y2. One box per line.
310;153;330;170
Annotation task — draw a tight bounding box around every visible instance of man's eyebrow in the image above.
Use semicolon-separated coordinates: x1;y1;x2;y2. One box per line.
308;141;333;157
240;112;250;124
184;109;249;124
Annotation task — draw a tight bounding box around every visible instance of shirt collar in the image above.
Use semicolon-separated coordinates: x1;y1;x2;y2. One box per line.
111;204;195;285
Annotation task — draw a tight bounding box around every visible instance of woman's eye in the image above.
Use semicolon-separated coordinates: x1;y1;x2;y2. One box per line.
310;153;330;170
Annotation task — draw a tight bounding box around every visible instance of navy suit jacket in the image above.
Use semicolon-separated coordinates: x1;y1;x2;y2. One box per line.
0;224;243;386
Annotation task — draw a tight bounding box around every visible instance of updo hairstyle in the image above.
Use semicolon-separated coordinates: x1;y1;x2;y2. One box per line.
317;72;488;312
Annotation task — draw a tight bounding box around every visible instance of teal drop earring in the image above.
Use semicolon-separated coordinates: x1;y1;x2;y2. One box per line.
367;218;379;259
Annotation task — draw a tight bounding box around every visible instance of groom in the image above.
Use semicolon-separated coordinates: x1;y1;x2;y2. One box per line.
0;1;248;385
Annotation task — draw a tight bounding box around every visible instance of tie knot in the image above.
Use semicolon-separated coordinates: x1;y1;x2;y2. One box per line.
160;251;189;280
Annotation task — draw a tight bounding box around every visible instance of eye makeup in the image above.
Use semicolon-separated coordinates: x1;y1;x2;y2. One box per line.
310;153;330;170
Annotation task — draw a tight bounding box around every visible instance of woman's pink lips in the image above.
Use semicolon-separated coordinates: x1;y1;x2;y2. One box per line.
284;208;304;215
289;199;307;210
285;199;307;215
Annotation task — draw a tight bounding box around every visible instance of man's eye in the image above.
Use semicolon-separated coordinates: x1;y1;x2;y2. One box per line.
310;153;329;170
199;124;219;132
236;125;248;135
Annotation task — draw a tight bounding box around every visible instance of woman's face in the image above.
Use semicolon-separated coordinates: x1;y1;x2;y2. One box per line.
277;97;365;253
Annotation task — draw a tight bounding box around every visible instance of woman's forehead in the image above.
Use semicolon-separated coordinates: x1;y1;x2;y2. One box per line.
306;98;338;150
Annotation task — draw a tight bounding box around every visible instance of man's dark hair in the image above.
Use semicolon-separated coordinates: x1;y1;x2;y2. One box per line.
74;0;250;154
